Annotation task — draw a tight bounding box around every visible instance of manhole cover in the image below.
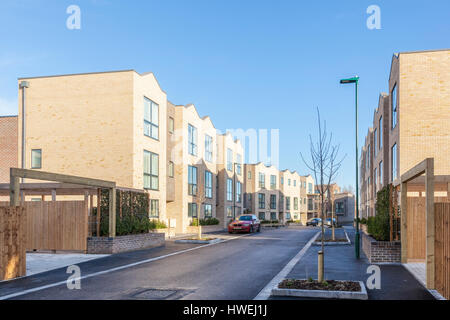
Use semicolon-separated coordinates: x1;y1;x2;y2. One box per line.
133;289;177;300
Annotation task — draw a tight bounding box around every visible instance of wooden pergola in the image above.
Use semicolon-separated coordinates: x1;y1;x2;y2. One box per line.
7;168;118;237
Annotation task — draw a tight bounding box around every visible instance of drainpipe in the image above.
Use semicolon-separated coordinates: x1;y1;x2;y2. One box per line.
19;81;29;179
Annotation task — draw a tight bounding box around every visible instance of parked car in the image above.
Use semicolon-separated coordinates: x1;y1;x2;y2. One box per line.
324;218;337;227
228;214;261;233
306;218;322;227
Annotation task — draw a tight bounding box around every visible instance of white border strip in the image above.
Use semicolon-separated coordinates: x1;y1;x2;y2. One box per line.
0;234;250;300
253;231;320;300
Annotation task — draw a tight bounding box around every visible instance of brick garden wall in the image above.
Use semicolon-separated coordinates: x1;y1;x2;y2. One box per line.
87;232;164;254
362;232;401;263
0;116;18;183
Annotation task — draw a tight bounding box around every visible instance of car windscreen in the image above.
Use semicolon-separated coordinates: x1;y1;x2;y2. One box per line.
239;216;252;221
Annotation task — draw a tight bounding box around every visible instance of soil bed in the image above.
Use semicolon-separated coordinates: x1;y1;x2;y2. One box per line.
278;279;361;292
315;238;348;243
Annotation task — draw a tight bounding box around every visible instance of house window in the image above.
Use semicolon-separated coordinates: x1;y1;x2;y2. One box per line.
204;204;212;218
270;175;276;190
391;84;398;129
168;117;174;134
150;199;159;218
144;97;159;140
259;212;265;220
293;180;296;187
188;165;198;196
258;193;265;209
227;148;233;171
294;197;298;210
236;182;242;203
205;134;213;162
379;116;383;149
205;171;212;198
379;161;383;185
270;212;277;221
144;151;159;190
308;183;312;194
336;202;344;214
31;149;42;169
308;198;313;211
247;171;252;180
227;178;233;201
286;213;291;220
374;167;378;194
270;194;277;209
391;143;397;181
236;154;242;175
281;177;284;185
188;124;198;156
259;173;265;188
286;197;291;210
168;161;174;178
374;128;377;157
288;179;291;186
226;206;233;218
188;203;198;218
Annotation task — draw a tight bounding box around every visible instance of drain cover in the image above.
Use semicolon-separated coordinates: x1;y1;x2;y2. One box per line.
133;289;177;300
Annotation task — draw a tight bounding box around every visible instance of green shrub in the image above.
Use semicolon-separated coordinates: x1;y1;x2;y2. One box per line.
190;218;220;226
366;185;391;241
360;217;367;225
260;220;271;224
150;220;167;229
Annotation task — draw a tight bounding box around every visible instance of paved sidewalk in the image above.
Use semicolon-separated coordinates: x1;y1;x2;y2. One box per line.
272;227;435;300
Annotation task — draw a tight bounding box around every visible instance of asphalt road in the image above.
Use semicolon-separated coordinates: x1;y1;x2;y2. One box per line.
0;226;318;300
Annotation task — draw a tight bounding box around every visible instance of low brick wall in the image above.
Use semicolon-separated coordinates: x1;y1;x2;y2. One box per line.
87;232;165;254
362;232;401;263
186;225;223;234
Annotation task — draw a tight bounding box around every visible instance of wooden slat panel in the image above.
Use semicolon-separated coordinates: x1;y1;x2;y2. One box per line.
435;203;450;300
0;206;26;280
407;197;426;261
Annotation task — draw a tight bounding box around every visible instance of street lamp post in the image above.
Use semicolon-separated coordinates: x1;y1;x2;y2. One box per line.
340;76;360;259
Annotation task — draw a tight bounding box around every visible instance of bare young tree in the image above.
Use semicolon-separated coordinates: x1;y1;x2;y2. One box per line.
301;108;345;282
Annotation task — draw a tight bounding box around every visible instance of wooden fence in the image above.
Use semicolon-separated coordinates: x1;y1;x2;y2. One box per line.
435;202;450;300
406;197;426;262
1;201;88;252
0;206;26;281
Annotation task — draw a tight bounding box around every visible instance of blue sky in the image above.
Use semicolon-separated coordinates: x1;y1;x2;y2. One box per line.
1;0;449;190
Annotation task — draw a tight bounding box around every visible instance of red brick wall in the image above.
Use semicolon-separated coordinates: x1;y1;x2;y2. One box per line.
0;116;18;183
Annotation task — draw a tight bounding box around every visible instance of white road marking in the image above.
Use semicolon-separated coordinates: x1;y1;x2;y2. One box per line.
0;233;251;300
253;231;320;300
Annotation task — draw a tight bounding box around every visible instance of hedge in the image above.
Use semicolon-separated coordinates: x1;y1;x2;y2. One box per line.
367;185;391;241
190;217;220;226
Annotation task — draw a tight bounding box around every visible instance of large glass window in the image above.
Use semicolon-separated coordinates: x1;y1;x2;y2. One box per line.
227;178;233;201
144;97;159;139
294;197;298;210
236;154;242;175
270;175;276;190
205;134;213;162
286;197;291;210
391;84;398;129
227;148;233;171
379;161;383;185
144;151;159;190
259;173;265;188
150;199;159;218
188;165;198;196
271;212;277;221
31;149;42;169
391;143;397;181
168;117;174;134
379;116;383;149
204;204;212;218
308;183;313;194
168;161;174;178
188;203;198;218
236;182;242;203
270;194;276;209
247;170;252;180
258;212;265;220
226;206;233;218
258;193;265;209
188;124;198;156
205;171;212;198
374;128;377;157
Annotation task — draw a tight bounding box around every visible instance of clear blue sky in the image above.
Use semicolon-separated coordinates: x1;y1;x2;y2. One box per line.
1;0;449;190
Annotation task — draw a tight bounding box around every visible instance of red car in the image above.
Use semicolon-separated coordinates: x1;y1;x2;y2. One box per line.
228;214;261;233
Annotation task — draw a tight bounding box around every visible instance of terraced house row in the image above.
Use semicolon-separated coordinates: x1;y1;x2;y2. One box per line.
0;69;319;233
359;49;450;218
